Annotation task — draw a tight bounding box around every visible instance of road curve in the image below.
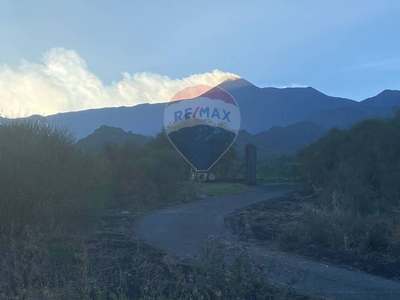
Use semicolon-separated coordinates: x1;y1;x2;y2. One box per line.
135;184;400;300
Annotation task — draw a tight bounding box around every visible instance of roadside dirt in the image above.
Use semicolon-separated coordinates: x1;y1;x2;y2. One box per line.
225;192;400;282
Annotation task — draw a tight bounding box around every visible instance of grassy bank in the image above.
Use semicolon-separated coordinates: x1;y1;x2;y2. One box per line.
200;181;250;197
257;154;301;184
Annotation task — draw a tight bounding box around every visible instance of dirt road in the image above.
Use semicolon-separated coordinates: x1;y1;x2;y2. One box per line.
136;184;400;300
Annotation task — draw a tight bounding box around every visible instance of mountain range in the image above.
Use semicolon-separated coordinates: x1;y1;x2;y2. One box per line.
5;78;400;158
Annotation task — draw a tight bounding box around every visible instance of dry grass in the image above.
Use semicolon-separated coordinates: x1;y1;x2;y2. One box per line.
226;192;400;281
0;205;316;300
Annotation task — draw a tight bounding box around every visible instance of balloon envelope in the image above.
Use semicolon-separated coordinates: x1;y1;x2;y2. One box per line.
164;84;241;172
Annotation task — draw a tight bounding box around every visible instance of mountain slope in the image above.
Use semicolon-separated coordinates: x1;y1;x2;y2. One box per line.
361;90;400;108
304;89;400;129
234;121;328;158
306;106;396;129
218;79;358;133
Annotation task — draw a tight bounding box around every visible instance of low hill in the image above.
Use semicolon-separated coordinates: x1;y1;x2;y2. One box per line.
76;119;328;160
75;125;153;152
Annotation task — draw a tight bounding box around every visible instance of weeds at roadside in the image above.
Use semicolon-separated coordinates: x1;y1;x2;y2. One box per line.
0;228;312;299
226;192;400;281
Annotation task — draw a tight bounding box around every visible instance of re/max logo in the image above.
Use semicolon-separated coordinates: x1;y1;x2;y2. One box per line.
174;107;231;123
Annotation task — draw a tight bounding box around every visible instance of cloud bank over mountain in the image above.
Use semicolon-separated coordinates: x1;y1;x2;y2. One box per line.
0;48;239;116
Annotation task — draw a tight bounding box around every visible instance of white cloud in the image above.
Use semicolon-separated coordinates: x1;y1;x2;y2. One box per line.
259;82;309;89
275;83;309;88
0;48;239;117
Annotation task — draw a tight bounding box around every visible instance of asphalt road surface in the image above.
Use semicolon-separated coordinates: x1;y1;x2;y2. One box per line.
136;184;400;300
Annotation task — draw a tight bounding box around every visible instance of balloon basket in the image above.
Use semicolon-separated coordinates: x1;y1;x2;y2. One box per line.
196;172;208;182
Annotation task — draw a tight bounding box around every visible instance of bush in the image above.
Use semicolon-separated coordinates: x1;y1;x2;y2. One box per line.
258;154;301;183
299;114;400;215
290;112;400;258
101;131;191;208
292;204;393;255
0;119;112;236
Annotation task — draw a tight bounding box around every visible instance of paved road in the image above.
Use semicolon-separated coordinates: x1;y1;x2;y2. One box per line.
135;184;400;300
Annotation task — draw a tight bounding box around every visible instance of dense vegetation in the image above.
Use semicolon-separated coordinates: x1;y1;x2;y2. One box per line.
0;119;309;299
296;112;400;256
101;130;192;208
257;154;301;183
0;119;112;236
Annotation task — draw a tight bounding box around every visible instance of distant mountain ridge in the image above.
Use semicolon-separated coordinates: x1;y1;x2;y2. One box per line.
2;78;400;145
219;79;359;134
362;90;400;108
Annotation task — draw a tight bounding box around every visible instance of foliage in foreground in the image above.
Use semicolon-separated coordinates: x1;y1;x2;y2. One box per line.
257;154;301;184
0;120;309;299
296;112;400;257
100;130;193;208
0;231;305;300
0;119;112;236
133;238;299;300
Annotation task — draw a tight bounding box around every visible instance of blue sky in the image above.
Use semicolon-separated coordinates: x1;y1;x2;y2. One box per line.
1;0;400;115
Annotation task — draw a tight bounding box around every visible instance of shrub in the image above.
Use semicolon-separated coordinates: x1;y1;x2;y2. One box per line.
101;131;191;208
292;113;400;258
258;154;301;183
0;119;112;236
289;202;393;256
299;114;400;216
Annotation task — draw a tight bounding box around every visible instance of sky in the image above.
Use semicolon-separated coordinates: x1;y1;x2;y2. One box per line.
1;0;400;116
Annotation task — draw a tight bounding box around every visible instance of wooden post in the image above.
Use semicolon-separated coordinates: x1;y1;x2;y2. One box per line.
245;143;257;185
